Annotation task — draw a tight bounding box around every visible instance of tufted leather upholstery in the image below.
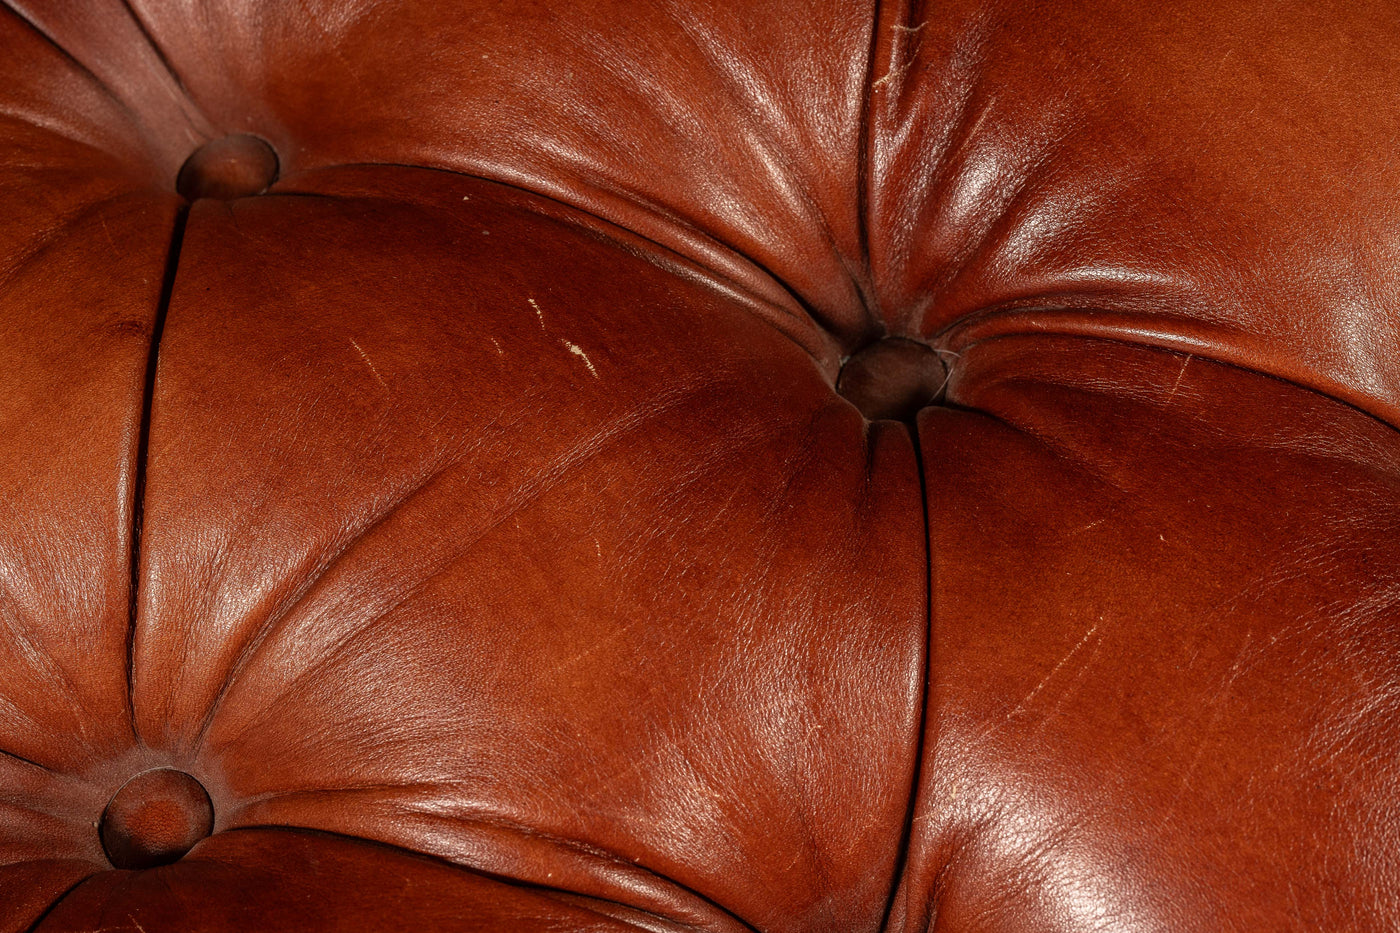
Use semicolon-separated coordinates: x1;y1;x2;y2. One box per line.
1;1;1398;930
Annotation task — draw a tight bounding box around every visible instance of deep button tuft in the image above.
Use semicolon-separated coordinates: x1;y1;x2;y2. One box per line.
175;134;279;201
836;337;948;423
99;769;214;870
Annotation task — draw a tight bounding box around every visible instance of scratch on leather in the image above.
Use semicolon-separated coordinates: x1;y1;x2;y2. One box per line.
1171;630;1254;801
1005;622;1102;721
528;296;547;332
563;340;600;378
873;20;925;89
1164;354;1193;404
348;337;388;390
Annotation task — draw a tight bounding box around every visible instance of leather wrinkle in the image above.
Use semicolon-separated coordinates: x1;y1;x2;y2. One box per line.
663;9;878;332
190;373;723;754
0;612;93;759
114;0;193;100
852;0;884;329
0;104;95;153
211;806;761;933
937;377;1141;503
287;162;842;371
944;320;1400;439
128;204;189;746
915;116;1075;335
0;747;57;778
20;873;94;933
209;398;717;747
0;1;143;129
0;195;152;293
868;0;1077;334
203;824;745;933
180;433;470;753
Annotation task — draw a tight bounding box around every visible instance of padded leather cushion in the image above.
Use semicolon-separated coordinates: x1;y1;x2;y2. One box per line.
0;0;1397;931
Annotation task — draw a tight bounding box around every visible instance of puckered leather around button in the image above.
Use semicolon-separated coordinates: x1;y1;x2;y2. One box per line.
0;0;1398;929
99;769;214;870
837;337;948;422
176;135;279;201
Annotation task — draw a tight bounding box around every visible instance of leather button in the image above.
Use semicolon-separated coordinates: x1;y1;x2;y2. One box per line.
175;134;279;201
99;769;214;870
836;337;947;422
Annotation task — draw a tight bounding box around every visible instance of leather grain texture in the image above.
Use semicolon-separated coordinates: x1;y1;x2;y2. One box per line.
0;0;1397;930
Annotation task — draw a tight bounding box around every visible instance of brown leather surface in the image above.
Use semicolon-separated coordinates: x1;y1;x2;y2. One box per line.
39;829;683;931
867;0;1400;424
0;0;1397;930
130;166;924;932
100;768;214;869
894;338;1400;931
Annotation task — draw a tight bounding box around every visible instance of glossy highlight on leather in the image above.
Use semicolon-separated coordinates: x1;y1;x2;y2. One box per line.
0;1;1397;931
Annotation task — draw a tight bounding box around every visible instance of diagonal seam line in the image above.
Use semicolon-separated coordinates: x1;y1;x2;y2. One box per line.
0;746;56;775
127;203;189;744
20;871;96;933
115;0;192;98
0;0;145;128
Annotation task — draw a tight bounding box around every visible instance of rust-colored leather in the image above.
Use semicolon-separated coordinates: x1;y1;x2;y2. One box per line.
0;1;1396;930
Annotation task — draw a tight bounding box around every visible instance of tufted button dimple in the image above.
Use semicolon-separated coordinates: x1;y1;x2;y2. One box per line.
836;337;948;423
175;134;279;201
99;769;214;870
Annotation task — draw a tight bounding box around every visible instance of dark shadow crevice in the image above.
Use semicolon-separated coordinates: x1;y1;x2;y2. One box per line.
0;746;57;774
20;872;97;933
126;203;188;743
860;5;940;926
879;411;935;933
